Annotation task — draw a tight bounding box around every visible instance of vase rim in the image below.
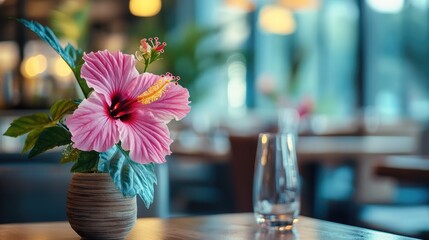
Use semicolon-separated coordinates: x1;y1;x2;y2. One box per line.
72;172;110;177
73;172;109;174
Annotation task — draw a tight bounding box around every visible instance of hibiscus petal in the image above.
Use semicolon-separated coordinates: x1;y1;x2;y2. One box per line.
66;93;119;152
127;72;190;122
117;111;172;164
127;72;160;99
143;83;191;122
81;50;139;103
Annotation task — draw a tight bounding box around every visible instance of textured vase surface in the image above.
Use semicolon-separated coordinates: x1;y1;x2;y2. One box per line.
67;173;137;240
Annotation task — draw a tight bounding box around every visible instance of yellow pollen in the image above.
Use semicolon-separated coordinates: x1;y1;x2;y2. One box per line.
137;78;171;105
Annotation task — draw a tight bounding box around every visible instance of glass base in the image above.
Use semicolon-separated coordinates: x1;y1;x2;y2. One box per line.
255;213;298;231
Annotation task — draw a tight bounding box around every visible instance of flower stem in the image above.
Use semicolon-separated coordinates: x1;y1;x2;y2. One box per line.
143;59;150;73
72;67;92;98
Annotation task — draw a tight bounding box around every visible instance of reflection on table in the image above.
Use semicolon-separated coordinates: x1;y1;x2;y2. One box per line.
0;213;417;240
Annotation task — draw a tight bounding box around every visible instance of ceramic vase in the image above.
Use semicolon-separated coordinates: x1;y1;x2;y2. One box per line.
66;173;137;239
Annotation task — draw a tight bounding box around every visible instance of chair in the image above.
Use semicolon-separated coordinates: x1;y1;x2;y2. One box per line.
0;152;168;223
228;134;258;212
358;155;429;239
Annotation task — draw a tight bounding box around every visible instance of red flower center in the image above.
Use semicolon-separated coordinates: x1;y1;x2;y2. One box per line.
109;95;136;121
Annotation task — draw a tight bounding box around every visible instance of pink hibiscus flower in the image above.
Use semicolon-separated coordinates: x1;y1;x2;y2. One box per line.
66;50;190;164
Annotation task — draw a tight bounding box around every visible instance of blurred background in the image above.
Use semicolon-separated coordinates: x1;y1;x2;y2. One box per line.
0;0;429;238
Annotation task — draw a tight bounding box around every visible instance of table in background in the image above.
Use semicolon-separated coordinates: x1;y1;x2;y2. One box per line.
172;135;418;162
360;155;429;238
225;135;418;214
297;136;418;218
0;213;418;240
376;155;429;183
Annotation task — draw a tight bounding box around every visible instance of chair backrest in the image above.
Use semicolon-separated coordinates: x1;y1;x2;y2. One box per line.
0;153;168;223
0;162;71;223
228;134;258;212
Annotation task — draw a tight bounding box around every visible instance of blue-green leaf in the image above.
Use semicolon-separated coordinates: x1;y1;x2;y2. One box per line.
17;19;92;98
64;43;93;97
17;19;74;67
99;145;157;208
64;43;83;65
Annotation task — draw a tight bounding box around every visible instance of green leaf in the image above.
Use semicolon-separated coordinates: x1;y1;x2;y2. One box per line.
50;99;78;121
99;145;157;208
3;113;50;137
22;128;44;154
29;126;71;158
73;62;93;98
71;151;99;172
60;144;80;164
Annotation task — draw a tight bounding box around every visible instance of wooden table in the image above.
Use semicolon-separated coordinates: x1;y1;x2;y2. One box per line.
172;135;418;163
376;155;429;183
0;213;417;240
297;136;417;162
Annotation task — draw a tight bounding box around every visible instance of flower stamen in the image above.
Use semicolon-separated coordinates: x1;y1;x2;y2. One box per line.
138;79;170;105
137;73;180;105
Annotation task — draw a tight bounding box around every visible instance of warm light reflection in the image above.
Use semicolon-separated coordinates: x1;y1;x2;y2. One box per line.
260;135;268;166
129;0;162;17
258;5;296;35
261;134;268;144
280;0;319;10
53;57;73;79
261;149;267;166
21;54;47;78
132;219;166;239
0;42;19;71
224;0;255;12
104;34;126;51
